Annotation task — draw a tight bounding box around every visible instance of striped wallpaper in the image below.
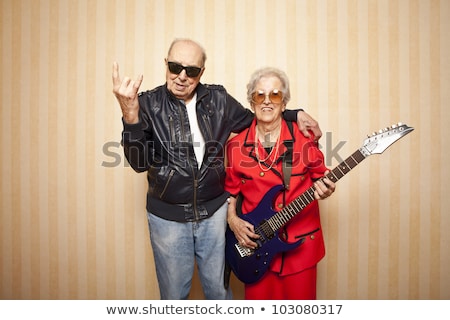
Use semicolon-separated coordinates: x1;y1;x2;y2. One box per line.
0;0;449;300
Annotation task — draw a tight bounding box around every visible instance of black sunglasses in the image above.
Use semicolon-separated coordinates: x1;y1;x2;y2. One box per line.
167;61;203;78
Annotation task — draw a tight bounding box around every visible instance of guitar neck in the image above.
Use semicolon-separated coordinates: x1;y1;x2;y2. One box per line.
267;148;367;231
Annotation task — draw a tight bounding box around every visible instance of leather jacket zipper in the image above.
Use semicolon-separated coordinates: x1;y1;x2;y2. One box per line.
168;115;176;142
159;169;175;199
193;177;199;219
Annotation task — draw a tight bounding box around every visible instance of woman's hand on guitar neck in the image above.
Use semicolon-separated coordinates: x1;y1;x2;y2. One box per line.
313;170;336;200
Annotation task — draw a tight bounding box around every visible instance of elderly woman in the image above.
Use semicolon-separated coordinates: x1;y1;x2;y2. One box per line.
225;67;335;299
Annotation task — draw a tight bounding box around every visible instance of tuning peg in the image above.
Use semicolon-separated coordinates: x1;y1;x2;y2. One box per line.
391;124;397;128
397;122;403;126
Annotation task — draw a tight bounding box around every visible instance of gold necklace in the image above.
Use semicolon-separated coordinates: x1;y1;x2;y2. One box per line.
254;127;281;172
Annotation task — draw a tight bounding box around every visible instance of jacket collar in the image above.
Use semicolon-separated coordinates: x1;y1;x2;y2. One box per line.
195;83;209;101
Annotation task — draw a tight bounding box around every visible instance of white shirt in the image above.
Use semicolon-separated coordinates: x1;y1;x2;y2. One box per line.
185;94;205;169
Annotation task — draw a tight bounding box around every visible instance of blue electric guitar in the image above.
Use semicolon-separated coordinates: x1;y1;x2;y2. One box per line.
225;123;414;284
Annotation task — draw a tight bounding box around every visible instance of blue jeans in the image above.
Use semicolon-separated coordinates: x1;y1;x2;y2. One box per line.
147;202;232;299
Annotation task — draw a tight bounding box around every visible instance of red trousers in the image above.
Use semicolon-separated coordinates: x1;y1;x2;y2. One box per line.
245;266;317;300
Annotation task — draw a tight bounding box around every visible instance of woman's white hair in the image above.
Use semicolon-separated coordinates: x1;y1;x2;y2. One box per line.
246;67;291;104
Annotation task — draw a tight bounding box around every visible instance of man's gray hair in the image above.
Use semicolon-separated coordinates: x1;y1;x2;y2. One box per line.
167;38;207;67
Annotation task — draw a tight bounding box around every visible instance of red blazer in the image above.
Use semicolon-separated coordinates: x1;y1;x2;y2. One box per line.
225;119;328;276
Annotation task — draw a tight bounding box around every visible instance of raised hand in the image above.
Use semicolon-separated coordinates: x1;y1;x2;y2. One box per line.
112;62;143;124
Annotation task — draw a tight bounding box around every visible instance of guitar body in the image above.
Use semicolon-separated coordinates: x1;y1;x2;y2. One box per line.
225;184;305;284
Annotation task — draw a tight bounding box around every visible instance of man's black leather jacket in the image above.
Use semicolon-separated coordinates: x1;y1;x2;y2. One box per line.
122;83;297;222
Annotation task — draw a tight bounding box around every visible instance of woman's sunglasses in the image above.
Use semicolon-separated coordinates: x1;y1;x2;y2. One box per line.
251;89;284;105
167;61;203;78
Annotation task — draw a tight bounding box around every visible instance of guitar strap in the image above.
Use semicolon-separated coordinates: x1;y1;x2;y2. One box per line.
282;121;294;190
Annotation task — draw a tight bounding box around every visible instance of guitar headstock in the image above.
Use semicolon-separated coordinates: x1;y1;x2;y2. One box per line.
361;122;414;156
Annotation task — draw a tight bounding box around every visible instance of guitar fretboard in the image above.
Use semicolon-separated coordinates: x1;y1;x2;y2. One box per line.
266;148;367;233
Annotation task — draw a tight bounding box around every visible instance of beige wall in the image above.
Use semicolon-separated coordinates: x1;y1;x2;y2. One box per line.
1;0;449;300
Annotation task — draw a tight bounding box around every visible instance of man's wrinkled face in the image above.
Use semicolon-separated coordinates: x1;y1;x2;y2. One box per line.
165;41;205;103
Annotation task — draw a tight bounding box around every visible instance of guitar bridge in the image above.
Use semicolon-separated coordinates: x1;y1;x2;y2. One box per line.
235;243;254;258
